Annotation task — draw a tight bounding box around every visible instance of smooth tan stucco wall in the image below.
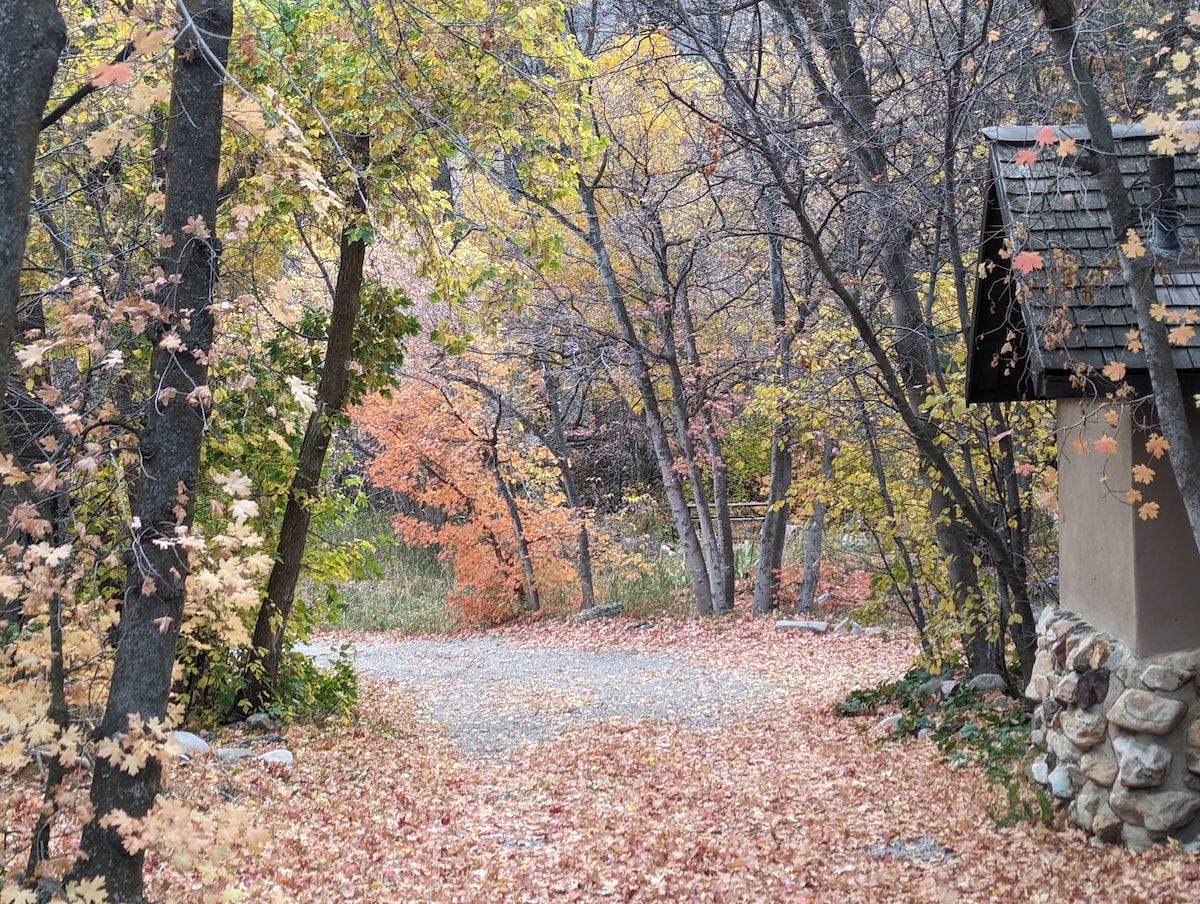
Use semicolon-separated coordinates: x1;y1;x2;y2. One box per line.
1058;398;1200;656
1057;398;1137;645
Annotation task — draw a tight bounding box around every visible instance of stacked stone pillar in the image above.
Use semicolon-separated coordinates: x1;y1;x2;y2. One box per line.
1026;607;1200;847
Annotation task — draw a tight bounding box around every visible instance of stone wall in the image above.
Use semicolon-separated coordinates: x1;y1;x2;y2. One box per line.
1027;607;1200;848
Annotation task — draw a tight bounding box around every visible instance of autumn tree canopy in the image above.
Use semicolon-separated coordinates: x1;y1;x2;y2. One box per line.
1;0;1197;898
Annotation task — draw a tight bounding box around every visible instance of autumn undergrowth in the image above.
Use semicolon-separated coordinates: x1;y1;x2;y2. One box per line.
836;666;1054;829
319;510;456;634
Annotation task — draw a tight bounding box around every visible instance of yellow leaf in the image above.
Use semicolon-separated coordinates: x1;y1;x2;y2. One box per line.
1126;329;1143;353
1057;136;1078;157
1102;361;1127;382
1121;228;1147;259
1072;436;1088;454
1146;433;1169;458
1132;463;1155;484
1126;488;1143;504
1104;408;1120;427
1139;501;1161;520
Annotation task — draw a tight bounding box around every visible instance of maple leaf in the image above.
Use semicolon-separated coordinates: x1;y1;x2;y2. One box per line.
132;24;176;57
287;375;317;414
1102;361;1127;382
1149;133;1178;155
1169;324;1196;345
1093;434;1118;454
1034;126;1059;146
1132;463;1156;484
1126;488;1143;504
1011;250;1043;275
181;214;211;238
1014;147;1038;167
1121;228;1147;259
215;470;253;497
230;498;260;524
1057;136;1078;157
1014;463;1036;477
91;61;134;87
1104;407;1120;427
1146;433;1170;458
1139;501;1161;520
1126;329;1143;353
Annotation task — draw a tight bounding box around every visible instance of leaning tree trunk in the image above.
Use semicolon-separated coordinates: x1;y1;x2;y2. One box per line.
796;434;835;614
768;0;1002;674
538;357;597;608
1035;0;1200;557
74;3;231;900
578;178;715;614
482;437;540;611
246;134;370;707
752;224;795;613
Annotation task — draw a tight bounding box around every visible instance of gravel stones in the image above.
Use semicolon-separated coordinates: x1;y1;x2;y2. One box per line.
302;636;778;755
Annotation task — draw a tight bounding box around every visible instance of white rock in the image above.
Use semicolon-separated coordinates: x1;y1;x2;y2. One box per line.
258;749;294;766
1140;664;1191;693
214;747;257;764
878;714;904;735
1031;758;1050;785
1048;763;1076;799
1112;733;1172;789
775;620;829;634
171;731;210;756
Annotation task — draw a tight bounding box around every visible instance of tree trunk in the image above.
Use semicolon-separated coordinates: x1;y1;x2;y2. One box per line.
0;0;64;458
539;357;597;608
74;3;231;899
753;201;798;614
670;248;737;611
645;216;732;610
246;134;370;706
769;0;1000;673
578;178;715;614
482;438;539;611
796;434;834;613
1036;0;1200;556
851;375;930;645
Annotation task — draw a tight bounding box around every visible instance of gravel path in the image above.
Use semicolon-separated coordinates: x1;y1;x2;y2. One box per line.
300;636;783;754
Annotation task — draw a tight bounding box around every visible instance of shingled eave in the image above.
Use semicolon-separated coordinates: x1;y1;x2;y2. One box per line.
966;123;1200;404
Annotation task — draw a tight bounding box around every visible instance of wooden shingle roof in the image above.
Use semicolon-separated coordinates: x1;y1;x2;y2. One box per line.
966;124;1200;403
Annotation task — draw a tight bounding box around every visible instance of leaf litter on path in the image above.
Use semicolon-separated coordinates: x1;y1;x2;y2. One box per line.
156;618;1200;903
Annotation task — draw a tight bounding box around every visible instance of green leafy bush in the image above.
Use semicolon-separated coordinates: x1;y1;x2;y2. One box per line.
836;667;1054;828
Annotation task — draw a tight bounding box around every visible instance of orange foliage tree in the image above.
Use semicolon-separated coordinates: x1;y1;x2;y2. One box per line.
353;372;598;624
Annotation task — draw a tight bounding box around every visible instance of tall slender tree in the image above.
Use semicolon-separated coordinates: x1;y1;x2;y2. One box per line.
74;2;232;898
